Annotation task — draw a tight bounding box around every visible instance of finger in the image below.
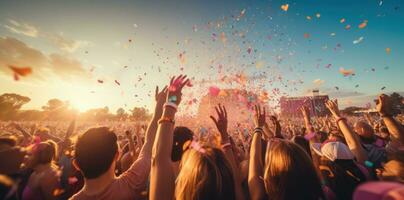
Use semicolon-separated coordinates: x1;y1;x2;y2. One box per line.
263;106;266;117
215;106;220;117
180;79;190;90
218;104;224;116
162;85;168;93
155;85;159;96
210;116;218;126
170;76;175;85
223;105;227;118
258;105;262;116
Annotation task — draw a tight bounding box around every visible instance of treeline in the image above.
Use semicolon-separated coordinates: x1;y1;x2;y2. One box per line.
0;93;151;121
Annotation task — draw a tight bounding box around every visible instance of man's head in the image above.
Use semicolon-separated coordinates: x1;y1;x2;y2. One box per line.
74;127;118;179
171;127;193;162
354;121;375;139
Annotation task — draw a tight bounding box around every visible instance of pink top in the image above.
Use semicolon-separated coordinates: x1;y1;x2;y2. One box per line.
69;151;150;200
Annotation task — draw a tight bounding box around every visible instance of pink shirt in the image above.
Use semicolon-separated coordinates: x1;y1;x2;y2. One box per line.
69;152;150;200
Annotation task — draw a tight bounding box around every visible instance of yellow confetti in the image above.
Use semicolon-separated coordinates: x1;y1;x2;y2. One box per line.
306;16;312;20
281;4;289;11
386;47;391;54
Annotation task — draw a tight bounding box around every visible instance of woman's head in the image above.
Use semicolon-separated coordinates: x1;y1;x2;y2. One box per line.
175;146;235;200
26;140;58;167
264;140;324;200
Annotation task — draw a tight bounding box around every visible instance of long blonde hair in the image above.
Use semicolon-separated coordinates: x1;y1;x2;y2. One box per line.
264;140;325;200
175;146;236;200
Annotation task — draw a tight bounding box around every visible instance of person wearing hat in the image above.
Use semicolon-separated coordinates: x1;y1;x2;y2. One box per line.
312;139;368;200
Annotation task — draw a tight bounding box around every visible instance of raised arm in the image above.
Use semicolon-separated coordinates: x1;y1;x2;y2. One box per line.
325;100;368;164
269;115;283;139
150;75;189;200
376;94;404;144
248;105;266;200
138;85;168;158
210;104;245;200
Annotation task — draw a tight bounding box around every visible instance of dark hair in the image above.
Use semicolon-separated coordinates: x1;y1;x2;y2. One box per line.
0;137;17;147
291;136;312;160
171;126;194;162
320;159;366;200
74;127;118;179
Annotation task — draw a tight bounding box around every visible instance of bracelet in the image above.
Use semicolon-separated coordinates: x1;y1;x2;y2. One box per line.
336;117;346;124
158;117;175;125
221;142;231;149
254;127;263;133
164;102;178;111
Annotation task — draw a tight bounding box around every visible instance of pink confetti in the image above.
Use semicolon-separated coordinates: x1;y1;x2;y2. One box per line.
209;86;220;96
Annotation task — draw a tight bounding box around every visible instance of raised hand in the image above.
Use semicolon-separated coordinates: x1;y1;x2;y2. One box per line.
376;94;393;116
325;99;341;118
154;85;168;117
210;104;229;143
167;75;190;105
253;105;266;128
300;105;310;119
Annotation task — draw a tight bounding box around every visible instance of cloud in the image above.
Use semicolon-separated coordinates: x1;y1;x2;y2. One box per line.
3;19;39;37
312;78;325;85
0;37;90;80
47;32;90;53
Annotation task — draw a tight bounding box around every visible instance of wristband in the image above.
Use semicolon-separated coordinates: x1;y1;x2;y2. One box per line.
336;117;346;124
221;142;231;149
158;117;175;125
168;95;178;104
254;127;263;133
164;102;178;111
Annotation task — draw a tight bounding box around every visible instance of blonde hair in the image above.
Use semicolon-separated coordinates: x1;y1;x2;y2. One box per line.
264;140;325;200
175;146;236;200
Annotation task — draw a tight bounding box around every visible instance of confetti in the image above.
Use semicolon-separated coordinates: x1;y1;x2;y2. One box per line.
353;36;364;44
358;20;368;29
381;86;386;90
304;33;310;38
340;18;346;23
97;79;104;83
247;47;252;54
386;47;391;54
306;16;312;20
339;67;355;77
209;86;220;96
281;4;289;12
9;65;32;81
345;24;351;30
115;80;120;86
316;13;321;18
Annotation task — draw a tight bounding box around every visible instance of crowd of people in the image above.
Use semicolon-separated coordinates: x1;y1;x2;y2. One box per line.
1;74;404;200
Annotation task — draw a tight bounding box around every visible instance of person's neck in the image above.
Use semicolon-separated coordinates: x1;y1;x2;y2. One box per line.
82;168;115;195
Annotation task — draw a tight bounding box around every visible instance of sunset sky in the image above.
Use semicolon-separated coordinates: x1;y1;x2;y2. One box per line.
1;0;403;113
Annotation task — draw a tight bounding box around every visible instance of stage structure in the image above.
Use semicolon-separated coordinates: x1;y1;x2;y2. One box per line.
280;90;330;118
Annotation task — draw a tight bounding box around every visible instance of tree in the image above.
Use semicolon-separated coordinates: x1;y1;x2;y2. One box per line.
116;108;128;120
0;93;30;120
130;107;151;121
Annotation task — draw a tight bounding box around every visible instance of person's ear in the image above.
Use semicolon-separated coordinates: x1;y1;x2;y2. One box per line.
72;159;81;171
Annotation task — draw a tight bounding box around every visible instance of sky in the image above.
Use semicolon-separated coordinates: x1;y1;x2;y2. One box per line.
0;0;403;114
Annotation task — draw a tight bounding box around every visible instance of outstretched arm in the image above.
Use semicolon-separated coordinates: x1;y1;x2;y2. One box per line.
376;94;404;144
325;100;368;164
210;104;245;200
248;105;266;200
150;75;189;200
